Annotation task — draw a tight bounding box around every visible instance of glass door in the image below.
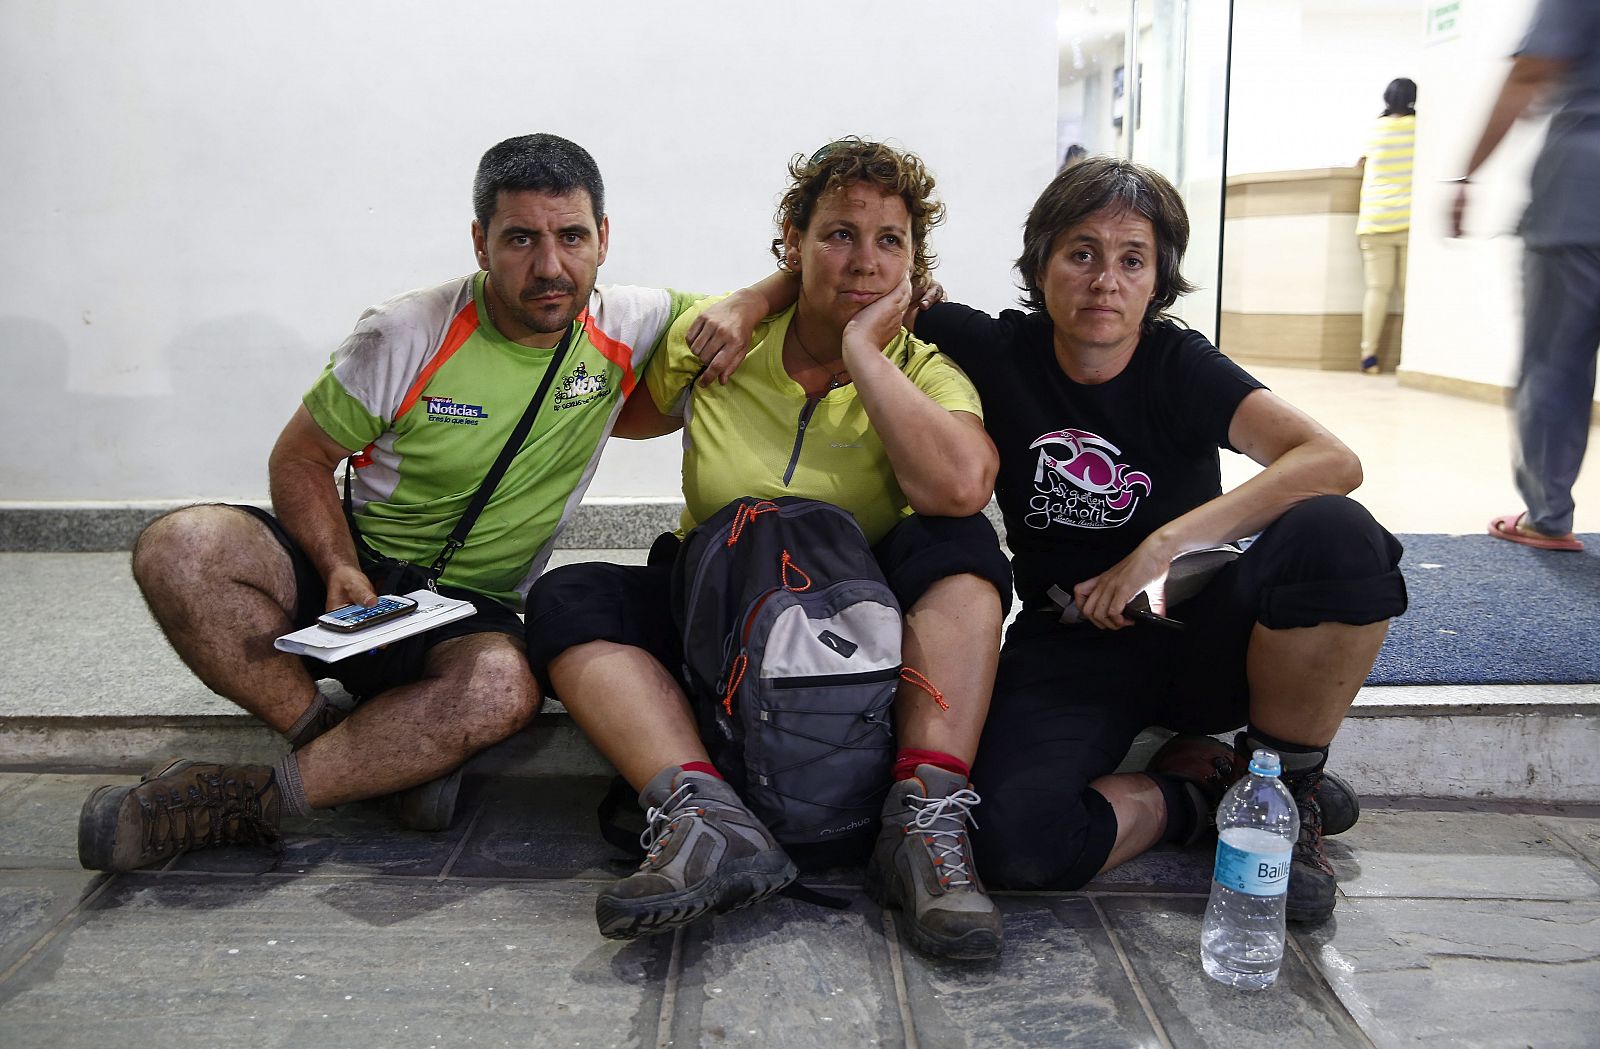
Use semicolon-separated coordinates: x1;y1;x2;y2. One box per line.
1057;0;1232;341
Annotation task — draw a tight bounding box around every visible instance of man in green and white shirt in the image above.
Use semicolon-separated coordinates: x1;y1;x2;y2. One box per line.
77;134;785;873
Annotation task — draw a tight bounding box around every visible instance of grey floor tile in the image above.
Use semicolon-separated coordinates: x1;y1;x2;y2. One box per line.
1100;896;1367;1049
0;773;33;804
0;876;671;1049
1084;843;1214;894
1298;896;1600;1049
0;870;105;976
895;896;1159;1049
1332;809;1600;901
0;773;135;870
1534;813;1600;875
451;774;626;880
670;893;904;1048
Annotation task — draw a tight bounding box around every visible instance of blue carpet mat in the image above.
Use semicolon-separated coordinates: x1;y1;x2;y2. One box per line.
1369;533;1600;686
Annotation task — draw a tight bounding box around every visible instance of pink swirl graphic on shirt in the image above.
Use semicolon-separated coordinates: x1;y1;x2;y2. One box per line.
1025;427;1150;530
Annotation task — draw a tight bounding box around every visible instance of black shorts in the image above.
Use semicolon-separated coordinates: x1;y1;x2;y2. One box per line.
236;505;523;699
523;511;1013;697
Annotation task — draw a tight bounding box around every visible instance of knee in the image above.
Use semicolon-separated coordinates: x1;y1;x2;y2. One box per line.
1253;496;1406;629
454;641;541;740
971;786;1104;891
886;514;1014;619
132;505;232;583
1266;496;1399;580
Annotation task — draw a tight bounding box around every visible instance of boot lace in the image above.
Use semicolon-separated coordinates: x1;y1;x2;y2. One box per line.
639;782;702;869
137;767;280;861
1286;770;1334;875
906;788;982;890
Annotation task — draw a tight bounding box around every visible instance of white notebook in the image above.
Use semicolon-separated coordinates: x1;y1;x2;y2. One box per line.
274;589;476;663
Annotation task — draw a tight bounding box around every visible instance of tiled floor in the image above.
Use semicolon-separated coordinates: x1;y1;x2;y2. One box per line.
2;771;1598;1049
1231;368;1600;536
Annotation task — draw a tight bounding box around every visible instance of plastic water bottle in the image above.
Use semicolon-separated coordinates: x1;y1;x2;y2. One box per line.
1200;748;1300;990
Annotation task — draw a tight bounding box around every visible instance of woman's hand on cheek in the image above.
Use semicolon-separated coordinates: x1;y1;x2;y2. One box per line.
843;274;913;360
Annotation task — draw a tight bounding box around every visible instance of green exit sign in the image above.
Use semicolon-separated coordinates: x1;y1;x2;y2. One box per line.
1427;1;1463;44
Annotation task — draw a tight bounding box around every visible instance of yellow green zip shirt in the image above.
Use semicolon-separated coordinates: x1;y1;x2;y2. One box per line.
304;272;698;608
647;301;984;545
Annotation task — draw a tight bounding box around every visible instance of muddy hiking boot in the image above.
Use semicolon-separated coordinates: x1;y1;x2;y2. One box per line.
78;760;283;872
1224;732;1359;837
1282;765;1339;924
1155;732;1350;924
595;767;797;941
1146;733;1239;846
1151;732;1359;839
867;765;1002;961
1224;733;1349;925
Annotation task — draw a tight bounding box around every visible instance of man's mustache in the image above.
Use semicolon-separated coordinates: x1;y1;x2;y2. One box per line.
522;279;578;300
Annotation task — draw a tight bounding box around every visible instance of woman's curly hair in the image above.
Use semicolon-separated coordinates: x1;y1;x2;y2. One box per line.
770;137;945;287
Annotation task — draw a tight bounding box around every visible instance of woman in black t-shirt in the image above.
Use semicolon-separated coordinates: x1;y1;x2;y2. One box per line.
912;157;1406;926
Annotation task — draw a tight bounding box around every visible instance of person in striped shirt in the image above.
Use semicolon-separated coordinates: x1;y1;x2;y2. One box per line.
1355;77;1416;375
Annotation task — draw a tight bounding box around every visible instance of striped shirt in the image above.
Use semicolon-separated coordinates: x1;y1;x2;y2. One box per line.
1357;114;1415;235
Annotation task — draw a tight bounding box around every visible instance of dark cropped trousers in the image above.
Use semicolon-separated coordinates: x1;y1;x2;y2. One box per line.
969;495;1407;890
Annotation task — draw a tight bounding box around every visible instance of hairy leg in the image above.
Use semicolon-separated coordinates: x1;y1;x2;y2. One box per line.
549;640;707;791
132;504;319;732
295;632;539;807
894;574;1002;765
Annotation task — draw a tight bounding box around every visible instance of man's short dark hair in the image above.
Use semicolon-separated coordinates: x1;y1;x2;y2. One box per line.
473;133;605;230
1016;155;1197;328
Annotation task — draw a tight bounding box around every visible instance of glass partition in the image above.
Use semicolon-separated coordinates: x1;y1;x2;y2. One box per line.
1057;0;1233;342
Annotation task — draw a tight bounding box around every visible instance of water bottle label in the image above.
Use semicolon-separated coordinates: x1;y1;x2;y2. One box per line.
1213;838;1292;896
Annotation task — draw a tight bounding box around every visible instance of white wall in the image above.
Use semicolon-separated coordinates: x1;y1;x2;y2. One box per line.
0;0;1058;505
1227;0;1428;175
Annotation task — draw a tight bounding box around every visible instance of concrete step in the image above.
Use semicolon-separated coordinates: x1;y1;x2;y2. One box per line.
5;685;1598;803
3;549;1597;803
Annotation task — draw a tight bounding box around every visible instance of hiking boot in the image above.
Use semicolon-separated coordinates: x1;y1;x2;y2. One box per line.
595;767;796;940
1229;733;1359;837
1283;767;1338;924
78;760;282;872
1146;733;1237;846
1314;768;1360;837
395;768;464;832
867;765;1002;961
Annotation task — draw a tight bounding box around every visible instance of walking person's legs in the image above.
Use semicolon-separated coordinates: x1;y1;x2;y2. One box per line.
1358;232;1399;372
1509;245;1600;540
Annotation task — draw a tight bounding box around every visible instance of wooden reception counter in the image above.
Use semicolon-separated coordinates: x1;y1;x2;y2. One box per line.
1219;166;1402;372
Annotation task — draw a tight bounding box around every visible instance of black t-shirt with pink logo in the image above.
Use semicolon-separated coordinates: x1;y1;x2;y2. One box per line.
917;303;1265;608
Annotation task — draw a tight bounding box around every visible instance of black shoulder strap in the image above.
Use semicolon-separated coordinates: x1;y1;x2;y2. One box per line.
343;318;579;580
426;319;578;576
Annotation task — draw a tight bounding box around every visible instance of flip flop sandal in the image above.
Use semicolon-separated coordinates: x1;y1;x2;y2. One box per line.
1488;512;1584;551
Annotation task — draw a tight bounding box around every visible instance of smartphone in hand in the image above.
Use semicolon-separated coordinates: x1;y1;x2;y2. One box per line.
316;595;419;633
